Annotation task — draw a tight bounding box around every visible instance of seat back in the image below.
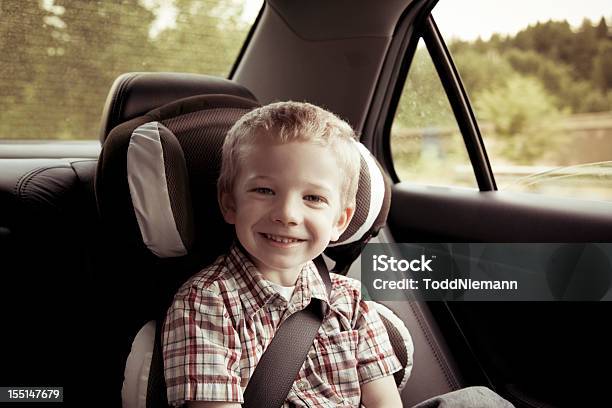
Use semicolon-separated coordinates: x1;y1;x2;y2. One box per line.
95;74;261;406
0;158;98;403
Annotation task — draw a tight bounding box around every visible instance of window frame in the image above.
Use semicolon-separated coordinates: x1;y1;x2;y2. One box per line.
364;10;496;191
422;16;496;191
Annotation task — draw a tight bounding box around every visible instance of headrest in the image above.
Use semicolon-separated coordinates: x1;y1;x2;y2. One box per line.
97;87;391;275
96;94;260;266
325;142;392;274
98;72;256;143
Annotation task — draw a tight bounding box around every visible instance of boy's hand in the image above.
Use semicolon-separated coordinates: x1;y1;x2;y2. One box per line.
361;375;403;408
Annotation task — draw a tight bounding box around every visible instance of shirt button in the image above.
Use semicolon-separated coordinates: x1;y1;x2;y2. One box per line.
296;380;308;390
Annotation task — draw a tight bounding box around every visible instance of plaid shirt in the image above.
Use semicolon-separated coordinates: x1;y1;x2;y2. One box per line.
163;244;401;407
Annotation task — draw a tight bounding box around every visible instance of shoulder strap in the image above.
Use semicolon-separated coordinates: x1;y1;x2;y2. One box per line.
242;256;332;408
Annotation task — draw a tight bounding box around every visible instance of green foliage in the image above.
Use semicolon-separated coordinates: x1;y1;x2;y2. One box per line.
502;48;603;113
152;0;247;76
474;75;565;163
392;43;474;187
451;48;515;95
394;45;457;129
443;15;610;165
1;1;59;136
50;0;157;138
2;2;610;146
1;0;255;139
512;20;576;64
453;16;612;115
592;41;612;93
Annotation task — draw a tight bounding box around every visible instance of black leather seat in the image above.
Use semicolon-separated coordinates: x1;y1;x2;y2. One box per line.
95;73;260;406
0;157;98;402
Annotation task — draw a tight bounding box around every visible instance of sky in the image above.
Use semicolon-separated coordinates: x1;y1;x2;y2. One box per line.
143;0;609;40
433;0;611;41
146;0;263;37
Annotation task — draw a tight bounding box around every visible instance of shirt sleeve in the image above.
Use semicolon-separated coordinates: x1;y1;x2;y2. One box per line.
162;284;243;406
354;299;402;384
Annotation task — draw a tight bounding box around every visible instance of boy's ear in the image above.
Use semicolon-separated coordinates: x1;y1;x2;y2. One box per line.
331;206;354;242
219;191;237;224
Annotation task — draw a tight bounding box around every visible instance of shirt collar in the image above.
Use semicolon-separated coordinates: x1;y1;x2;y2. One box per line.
227;243;330;319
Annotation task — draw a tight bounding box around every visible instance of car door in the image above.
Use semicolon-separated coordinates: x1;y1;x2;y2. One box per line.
363;2;612;407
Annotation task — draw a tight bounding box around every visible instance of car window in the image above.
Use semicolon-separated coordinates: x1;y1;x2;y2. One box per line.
390;38;477;189
1;0;263;141
433;0;612;202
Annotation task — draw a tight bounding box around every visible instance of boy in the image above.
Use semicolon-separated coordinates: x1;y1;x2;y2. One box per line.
163;101;403;407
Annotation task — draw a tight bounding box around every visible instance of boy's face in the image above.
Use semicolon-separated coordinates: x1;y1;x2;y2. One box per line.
220;140;353;284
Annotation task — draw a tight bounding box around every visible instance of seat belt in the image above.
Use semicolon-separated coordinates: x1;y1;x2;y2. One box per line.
242;256;332;408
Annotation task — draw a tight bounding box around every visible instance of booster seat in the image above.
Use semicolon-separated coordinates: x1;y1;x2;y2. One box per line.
95;73;413;407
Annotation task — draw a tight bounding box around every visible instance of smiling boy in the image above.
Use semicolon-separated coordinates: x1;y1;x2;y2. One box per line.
162;102;402;407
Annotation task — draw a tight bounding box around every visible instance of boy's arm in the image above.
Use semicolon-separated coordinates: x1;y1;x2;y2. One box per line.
349;285;404;408
361;375;403;408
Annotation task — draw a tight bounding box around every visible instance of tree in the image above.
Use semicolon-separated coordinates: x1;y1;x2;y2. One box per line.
152;0;250;76
571;18;599;81
595;17;609;40
592;42;612;93
0;1;60;138
394;45;457;129
1;0;254;139
503;48;603;113
451;48;515;96
474;75;565;164
512;20;575;64
49;0;157;138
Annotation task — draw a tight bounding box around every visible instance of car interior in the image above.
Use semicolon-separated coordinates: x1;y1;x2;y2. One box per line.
1;0;611;407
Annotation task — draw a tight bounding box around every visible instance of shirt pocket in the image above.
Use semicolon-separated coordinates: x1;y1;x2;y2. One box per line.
309;330;360;406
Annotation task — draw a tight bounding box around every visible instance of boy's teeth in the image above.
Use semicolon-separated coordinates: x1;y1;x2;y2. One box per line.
265;233;299;243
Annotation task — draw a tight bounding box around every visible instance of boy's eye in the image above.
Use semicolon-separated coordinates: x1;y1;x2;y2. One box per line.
252;187;274;195
304;195;327;204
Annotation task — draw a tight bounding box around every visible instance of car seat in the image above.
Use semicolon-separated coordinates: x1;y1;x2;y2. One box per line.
95;73;460;407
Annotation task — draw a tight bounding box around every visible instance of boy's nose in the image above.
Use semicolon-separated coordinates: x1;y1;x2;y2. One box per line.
271;196;301;226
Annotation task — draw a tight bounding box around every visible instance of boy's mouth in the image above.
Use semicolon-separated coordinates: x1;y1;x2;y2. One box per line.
261;233;305;244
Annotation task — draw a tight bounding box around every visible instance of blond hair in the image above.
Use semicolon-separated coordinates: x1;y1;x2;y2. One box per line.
218;101;360;209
